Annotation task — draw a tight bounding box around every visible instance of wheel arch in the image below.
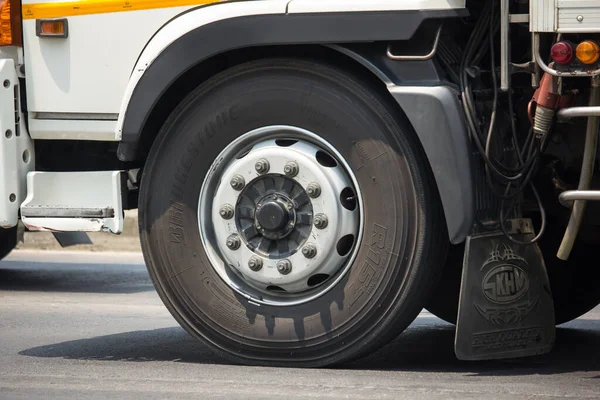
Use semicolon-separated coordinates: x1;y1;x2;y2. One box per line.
118;8;473;244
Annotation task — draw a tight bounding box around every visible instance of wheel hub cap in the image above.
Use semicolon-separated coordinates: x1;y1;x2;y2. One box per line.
256;197;289;232
236;176;313;257
199;126;362;305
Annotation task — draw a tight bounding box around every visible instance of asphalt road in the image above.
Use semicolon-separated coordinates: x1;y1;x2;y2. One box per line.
1;250;599;399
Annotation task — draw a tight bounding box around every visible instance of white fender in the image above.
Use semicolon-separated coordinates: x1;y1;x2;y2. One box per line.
115;0;290;138
115;0;466;138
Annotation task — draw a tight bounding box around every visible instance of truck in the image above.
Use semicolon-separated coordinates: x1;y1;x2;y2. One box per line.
1;0;600;367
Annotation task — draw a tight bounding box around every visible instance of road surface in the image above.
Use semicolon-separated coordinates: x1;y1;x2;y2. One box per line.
1;250;599;399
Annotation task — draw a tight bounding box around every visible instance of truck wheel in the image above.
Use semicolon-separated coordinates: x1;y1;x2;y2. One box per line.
139;58;447;367
427;226;600;325
0;227;17;261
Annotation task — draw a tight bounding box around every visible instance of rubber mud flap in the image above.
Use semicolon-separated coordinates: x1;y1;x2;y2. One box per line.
455;219;555;360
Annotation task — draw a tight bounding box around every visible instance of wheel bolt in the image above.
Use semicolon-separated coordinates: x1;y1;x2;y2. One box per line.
306;182;321;198
283;161;299;177
255;159;270;174
248;257;263;271
277;259;292;275
301;244;317;259
230;174;245;191
219;204;234;219
314;214;328;229
226;234;241;250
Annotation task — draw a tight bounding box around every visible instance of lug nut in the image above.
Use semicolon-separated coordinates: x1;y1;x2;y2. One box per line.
277;259;292;275
255;158;270;174
314;214;328;229
226;234;241;250
248;257;263;271
301;244;317;259
230;174;245;191
219;204;234;219
283;161;299;177
306;182;321;198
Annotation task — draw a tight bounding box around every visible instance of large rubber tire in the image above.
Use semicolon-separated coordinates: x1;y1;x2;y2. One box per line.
427;226;600;326
139;58;447;367
0;227;17;261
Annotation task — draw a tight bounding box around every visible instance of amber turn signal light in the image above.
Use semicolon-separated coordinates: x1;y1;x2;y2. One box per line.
576;40;600;65
0;0;21;46
36;18;68;38
0;0;13;46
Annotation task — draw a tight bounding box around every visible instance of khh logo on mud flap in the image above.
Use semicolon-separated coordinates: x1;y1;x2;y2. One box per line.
481;244;529;304
483;265;529;304
475;244;537;325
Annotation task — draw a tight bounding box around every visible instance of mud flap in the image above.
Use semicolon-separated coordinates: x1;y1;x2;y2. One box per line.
455;219;555;360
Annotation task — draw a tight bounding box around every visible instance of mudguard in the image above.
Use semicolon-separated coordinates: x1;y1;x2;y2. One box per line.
117;1;473;243
390;85;474;244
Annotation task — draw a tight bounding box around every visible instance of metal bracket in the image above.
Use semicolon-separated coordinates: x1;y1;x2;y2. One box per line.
558;106;600;118
500;0;510;91
21;207;115;218
556;76;600;260
559;190;600;208
386;26;442;61
509;14;529;24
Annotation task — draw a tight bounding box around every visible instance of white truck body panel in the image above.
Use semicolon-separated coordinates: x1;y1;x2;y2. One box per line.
0;59;35;228
530;0;557;32
21;4;193;116
557;0;600;33
531;0;600;33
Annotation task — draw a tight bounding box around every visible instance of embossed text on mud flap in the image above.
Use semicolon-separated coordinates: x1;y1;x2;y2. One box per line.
471;326;542;352
455;220;555;361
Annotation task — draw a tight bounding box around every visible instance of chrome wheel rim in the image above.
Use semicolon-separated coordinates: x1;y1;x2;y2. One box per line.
198;126;363;306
